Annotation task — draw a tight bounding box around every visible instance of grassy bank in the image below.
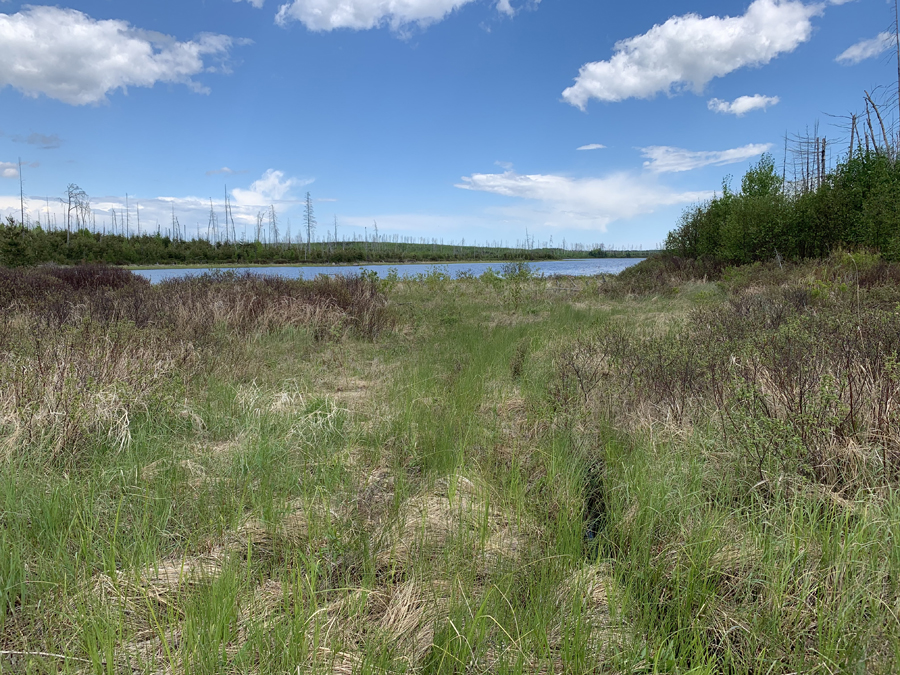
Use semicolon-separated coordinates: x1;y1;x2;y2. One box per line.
1;257;899;673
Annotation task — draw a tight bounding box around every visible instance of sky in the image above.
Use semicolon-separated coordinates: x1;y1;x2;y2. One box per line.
0;0;896;249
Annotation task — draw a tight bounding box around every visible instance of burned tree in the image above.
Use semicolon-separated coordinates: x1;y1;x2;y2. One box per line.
304;192;316;259
62;183;88;246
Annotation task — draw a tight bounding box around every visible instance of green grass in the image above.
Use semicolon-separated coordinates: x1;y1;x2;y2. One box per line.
2;260;900;673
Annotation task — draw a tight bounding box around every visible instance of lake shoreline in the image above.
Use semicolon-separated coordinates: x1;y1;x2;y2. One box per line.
131;258;645;283
124;258;595;271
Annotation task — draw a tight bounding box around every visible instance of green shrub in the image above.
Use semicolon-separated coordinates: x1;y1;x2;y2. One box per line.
666;150;900;263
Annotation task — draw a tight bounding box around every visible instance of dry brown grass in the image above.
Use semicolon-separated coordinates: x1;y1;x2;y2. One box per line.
0;266;390;462
228;497;339;562
77;551;227;655
557;279;900;492
373;473;528;577
0;319;194;460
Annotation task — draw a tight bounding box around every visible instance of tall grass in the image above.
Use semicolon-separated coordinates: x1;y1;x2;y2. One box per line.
4;258;898;673
0;266;388;462
0;265;624;674
555;253;900;672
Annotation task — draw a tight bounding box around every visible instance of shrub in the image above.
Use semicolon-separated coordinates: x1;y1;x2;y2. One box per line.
665;150;900;263
560;263;900;491
0;266;390;460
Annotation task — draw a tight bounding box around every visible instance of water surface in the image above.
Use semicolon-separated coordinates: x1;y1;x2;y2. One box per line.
134;258;644;284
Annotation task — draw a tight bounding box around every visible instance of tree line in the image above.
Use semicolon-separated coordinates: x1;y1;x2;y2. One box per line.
0;220;598;267
665;133;900;263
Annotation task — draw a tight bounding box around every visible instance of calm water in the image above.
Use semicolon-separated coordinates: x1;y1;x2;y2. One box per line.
133;258;644;284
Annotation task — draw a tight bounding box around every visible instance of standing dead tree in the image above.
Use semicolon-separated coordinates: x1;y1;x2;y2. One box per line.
224;186;237;243
171;204;182;242
864;90;896;162
269;205;279;247
18;158;24;226
61;184;88;246
255;210;265;244
786;123;831;195
304;192;316;259
894;0;900;126
207;199;218;243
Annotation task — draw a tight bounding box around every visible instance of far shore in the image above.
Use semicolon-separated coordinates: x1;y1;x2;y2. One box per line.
124;258;612;271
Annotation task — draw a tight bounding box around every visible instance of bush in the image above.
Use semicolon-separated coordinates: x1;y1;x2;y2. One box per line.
560;262;900;491
600;254;728;296
665;150;900;263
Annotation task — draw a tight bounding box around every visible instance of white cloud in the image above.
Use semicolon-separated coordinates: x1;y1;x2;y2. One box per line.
456;170;710;229
708;94;779;116
74;196;252;239
640;143;772;173
237;0;266;7
496;0;514;16
0;6;243;105
206;167;248;176
562;0;820;110
0;162;18;179
0;182;319;239
274;0;521;31
577;144;606;151
4;193;292;240
836;32;893;64
231;169;313;207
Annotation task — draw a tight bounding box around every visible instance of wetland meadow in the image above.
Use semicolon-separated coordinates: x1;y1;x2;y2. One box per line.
2;254;900;673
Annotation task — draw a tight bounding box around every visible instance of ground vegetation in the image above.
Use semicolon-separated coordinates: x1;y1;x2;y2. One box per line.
1;258;899;673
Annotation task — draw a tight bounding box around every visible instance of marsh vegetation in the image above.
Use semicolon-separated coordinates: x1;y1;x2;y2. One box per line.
1;257;900;673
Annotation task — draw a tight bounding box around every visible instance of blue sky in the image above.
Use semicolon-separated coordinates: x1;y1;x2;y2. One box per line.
0;0;895;248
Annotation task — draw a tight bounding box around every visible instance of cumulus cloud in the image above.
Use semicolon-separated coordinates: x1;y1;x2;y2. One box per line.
231;169;313;207
0;162;18;179
708;94;779;116
562;0;820;110
12;132;63;149
496;0;514;16
836;32;893;64
640;143;772;173
577;144;606;151
274;0;523;31
0;6;244;105
456;169;710;229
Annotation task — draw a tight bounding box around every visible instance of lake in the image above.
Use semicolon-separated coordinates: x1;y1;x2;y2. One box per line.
133;258;644;283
